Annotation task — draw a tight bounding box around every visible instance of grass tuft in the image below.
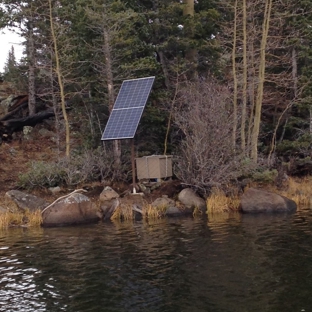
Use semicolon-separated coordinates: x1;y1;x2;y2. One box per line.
111;205;134;221
206;188;240;213
110;204;167;221
279;176;312;207
0;209;42;229
143;204;167;219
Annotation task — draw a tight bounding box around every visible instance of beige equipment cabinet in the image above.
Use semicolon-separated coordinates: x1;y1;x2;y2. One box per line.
135;155;173;180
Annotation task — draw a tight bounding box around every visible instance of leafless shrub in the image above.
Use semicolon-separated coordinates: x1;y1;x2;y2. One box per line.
173;80;242;195
58;146;130;185
18;146;130;189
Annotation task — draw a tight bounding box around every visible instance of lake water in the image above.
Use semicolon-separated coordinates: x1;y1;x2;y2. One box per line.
1;209;312;312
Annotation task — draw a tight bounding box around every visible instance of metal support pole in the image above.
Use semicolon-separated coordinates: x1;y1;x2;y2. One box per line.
131;139;136;193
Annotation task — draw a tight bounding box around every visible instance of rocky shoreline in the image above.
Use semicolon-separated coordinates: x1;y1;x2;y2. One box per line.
1;180;298;228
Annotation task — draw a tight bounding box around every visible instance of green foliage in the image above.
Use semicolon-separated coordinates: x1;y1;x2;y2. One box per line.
17;147;127;189
237;158;278;183
276;134;312;157
3;0;312;171
251;169;278;184
3;46;20;85
18;161;64;189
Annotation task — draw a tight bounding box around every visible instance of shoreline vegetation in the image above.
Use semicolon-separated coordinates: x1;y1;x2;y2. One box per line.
1;176;311;229
1;0;312;230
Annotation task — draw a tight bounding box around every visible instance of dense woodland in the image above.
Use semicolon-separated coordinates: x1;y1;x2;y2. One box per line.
0;0;312;194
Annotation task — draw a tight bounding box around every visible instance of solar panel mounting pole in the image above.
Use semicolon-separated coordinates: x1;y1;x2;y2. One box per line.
101;76;155;194
131;139;137;194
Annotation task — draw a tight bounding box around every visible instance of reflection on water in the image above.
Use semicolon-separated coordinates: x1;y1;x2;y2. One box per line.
1;210;312;312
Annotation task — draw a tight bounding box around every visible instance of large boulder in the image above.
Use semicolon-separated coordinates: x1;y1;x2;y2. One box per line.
99;187;121;220
178;188;206;213
151;196;175;209
42;192;99;227
99;186;120;202
119;194;145;220
151;196;186;217
165;206;185;217
100;198;120;220
100;194;146;221
240;188;297;213
5;190;49;212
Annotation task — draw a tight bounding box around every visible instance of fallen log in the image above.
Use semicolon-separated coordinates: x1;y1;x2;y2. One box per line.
0;108;55;141
7;95;28;112
0;101;28;121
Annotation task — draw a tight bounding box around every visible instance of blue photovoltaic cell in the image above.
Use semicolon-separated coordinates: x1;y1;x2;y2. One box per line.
113;77;155;109
101;76;155;140
101;107;144;140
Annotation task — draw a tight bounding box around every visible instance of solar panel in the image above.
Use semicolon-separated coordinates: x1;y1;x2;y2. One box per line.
101;76;155;140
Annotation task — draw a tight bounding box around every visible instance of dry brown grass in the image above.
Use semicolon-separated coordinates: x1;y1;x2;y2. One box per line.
110;203;168;221
0;194;43;229
278;176;312;207
192;206;202;217
111;205;134;221
143;204;167;219
206;188;241;213
0;209;42;229
246;176;312;207
44;177;312;222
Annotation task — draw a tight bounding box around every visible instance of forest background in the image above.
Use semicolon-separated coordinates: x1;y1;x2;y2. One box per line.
0;0;312;196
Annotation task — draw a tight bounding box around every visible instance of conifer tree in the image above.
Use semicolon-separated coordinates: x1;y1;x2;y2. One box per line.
3;45;19;83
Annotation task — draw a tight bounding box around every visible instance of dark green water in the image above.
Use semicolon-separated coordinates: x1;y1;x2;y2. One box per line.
1;209;312;312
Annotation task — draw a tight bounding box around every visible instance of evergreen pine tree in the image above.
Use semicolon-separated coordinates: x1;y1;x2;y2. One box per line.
3;45;20;84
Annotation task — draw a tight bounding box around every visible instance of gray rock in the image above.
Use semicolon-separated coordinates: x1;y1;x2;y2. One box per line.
0;206;8;214
150;182;162;191
0;95;14;116
5;190;49;212
99;186;119;202
165;206;183;216
121;194;145;208
151;196;175;209
38;128;56;139
48;186;62;194
42;192;99;227
100;198;120;220
23;126;33;140
240;188;297;213
137;183;148;192
178;188;206;213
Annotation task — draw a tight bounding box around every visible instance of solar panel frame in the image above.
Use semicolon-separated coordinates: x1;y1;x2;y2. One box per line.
101;76;155;140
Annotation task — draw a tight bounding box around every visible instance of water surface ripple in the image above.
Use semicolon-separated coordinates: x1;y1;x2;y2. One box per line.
1;210;312;312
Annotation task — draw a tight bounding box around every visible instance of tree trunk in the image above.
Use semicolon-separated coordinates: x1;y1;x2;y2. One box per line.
49;59;61;154
158;50;170;89
241;0;247;154
0;108;56;140
49;0;70;157
251;0;273;163
183;0;194;16
103;26;121;166
247;41;256;155
292;47;298;98
232;0;238;150
183;0;197;80
27;15;36;116
310;107;312;135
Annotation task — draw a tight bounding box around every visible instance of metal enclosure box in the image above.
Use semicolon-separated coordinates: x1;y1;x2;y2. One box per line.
135;155;173;180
